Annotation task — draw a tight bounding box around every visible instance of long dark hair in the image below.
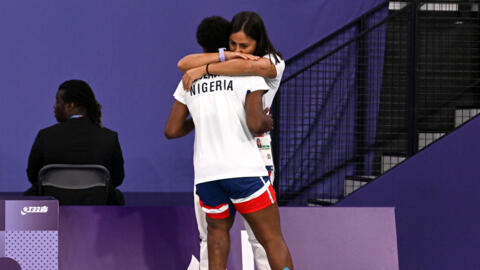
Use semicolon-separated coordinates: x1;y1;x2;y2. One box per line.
231;11;283;63
58;80;102;126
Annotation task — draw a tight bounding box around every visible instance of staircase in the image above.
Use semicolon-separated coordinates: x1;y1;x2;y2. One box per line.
273;0;480;206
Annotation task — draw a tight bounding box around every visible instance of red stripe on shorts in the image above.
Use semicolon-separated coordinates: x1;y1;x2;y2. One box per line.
199;200;227;210
199;200;230;219
234;184;276;214
206;210;230;219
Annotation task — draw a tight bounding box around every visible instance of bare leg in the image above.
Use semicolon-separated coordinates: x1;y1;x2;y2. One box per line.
242;203;293;270
206;215;235;270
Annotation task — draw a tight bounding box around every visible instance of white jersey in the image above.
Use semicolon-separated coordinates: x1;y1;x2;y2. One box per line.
174;75;269;184
262;53;285;108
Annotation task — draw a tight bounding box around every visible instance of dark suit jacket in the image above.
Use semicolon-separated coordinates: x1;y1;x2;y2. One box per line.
26;117;124;204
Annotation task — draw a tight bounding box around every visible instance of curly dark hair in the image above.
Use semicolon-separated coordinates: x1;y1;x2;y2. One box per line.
196;16;231;53
58;79;102;126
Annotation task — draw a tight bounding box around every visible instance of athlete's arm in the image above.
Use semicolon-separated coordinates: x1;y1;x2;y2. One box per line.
177;53;219;73
211;58;277;78
182;58;276;90
164;101;195;139
245;90;273;135
177;52;259;73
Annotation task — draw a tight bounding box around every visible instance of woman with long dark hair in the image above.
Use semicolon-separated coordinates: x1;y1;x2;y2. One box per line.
179;11;284;110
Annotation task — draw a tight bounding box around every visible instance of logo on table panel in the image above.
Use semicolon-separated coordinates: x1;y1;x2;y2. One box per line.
20;206;49;216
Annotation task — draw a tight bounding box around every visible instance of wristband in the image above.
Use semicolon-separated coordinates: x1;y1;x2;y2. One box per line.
218;47;226;62
206;63;211;76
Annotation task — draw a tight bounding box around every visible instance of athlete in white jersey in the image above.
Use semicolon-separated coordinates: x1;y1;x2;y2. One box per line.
178;12;285;270
173;75;269;183
165;72;293;269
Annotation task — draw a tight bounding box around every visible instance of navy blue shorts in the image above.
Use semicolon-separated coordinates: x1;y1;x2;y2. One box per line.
195;176;276;219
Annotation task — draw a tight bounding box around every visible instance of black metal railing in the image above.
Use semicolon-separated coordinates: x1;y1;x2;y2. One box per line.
272;0;480;206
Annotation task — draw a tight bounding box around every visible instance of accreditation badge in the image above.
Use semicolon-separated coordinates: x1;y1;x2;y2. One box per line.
254;133;274;166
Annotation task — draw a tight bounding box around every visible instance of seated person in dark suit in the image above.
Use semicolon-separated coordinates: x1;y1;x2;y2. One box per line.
25;79;125;205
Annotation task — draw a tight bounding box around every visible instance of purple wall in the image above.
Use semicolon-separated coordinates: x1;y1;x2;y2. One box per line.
337;116;480;269
0;0;384;192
